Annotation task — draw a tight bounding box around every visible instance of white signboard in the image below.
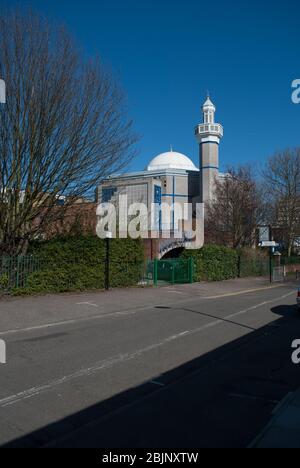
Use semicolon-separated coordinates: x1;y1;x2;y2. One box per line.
259;241;278;248
0;79;6;104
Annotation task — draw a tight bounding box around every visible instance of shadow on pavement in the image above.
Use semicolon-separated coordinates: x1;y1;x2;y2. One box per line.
2;302;300;448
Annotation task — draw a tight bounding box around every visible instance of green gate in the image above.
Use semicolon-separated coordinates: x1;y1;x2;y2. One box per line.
0;256;43;290
148;258;194;286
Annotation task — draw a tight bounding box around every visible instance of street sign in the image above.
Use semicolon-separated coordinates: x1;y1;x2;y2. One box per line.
259;241;278;248
0;79;6;104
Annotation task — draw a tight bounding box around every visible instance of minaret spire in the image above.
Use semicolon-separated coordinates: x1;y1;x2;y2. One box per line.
195;95;223;203
202;94;216;124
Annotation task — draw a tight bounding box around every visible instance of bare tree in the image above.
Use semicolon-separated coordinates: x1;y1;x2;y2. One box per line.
206;166;263;249
0;10;138;254
263;149;300;257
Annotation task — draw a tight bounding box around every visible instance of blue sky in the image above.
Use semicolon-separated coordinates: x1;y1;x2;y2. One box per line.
3;0;300;173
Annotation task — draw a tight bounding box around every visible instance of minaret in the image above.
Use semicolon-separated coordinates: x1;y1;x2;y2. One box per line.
195;95;223;203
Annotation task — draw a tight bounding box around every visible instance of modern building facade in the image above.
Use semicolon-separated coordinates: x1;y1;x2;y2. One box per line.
97;96;224;258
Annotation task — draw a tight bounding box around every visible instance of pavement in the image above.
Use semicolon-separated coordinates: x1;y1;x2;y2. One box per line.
251;388;300;448
0;277;299;448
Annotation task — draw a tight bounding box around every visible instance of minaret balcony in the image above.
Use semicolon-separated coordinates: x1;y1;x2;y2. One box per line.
195;123;223;138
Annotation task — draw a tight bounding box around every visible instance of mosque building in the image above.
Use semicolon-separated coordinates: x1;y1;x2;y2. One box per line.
97;96;225;258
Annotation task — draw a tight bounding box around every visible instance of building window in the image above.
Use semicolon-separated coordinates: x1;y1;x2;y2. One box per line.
102;187;117;203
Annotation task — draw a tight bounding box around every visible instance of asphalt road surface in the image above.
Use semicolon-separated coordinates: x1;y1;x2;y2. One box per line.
0;278;299;448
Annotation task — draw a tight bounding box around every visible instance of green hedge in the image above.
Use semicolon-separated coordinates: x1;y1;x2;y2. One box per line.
13;235;145;295
9;237;271;295
181;245;270;282
182;245;239;282
237;248;269;278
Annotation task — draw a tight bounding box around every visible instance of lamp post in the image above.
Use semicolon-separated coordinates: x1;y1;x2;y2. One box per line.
105;232;112;291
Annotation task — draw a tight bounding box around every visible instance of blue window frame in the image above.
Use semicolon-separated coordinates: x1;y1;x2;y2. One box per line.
102;187;117;203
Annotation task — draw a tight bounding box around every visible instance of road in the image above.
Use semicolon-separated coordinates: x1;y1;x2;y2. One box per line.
0;277;299;448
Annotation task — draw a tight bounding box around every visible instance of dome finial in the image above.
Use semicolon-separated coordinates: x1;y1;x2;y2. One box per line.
170;145;173;153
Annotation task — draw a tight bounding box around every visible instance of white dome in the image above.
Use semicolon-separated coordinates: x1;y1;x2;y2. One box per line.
147;151;199;172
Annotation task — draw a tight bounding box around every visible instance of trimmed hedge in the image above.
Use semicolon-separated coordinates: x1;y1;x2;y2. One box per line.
182;245;239;282
10;237;271;295
182;245;270;282
237;248;269;278
13;235;145;295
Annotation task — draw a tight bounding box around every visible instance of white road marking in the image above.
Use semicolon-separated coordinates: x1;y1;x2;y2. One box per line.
0;330;197;408
0;309;143;337
76;302;98;308
203;284;285;300
0;287;294;339
166;290;184;294
225;291;294;320
0;290;294;408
